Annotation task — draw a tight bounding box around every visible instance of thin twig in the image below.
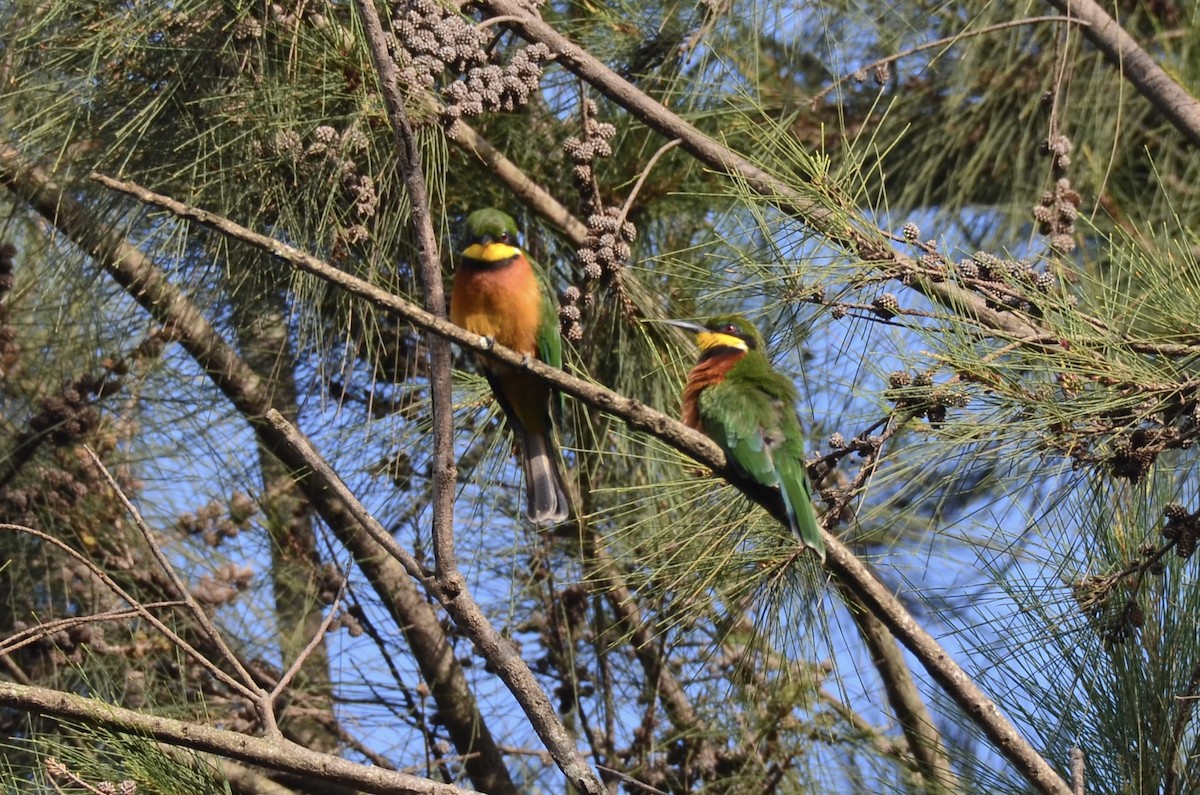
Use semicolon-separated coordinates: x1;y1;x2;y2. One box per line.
83;446;278;738
0;524;256;701
270;561;351;701
594;765;669;795
476;14;525;29
44;759;109;795
0;602;185;658
616;138;680;224
810;16;1089;106
1165;661;1200;795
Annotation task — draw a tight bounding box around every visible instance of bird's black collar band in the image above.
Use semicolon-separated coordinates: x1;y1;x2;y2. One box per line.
460;253;519;271
697;345;746;364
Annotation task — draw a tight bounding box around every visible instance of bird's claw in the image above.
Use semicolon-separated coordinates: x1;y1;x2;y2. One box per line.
480;335;495;349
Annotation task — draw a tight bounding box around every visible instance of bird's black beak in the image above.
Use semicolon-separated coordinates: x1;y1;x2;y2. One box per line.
661;319;708;334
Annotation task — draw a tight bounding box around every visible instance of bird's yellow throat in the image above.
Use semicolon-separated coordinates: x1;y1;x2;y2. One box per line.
696;331;749;353
463;242;521;262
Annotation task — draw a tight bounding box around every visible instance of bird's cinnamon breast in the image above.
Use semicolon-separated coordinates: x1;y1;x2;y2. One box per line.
681;349;744;430
451;256;543;357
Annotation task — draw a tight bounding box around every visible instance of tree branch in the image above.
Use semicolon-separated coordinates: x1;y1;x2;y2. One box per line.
846;599;960;794
0;681;476;795
354;4;608;793
1045;0;1200;149
353;0;459;580
85;171;1072;795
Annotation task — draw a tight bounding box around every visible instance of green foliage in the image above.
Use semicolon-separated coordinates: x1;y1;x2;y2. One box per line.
3;0;1200;792
41;724;232;794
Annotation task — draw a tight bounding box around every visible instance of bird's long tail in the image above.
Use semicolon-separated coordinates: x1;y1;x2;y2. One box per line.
518;427;571;525
781;463;825;563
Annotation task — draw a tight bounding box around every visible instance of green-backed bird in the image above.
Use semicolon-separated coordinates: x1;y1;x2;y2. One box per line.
668;315;825;562
451;208;570;524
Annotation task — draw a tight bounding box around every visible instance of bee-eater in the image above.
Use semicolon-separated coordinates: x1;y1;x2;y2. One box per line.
669;315;825;562
451;208;570;524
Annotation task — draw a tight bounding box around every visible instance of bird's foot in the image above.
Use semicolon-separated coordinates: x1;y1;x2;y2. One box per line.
479;335;495;350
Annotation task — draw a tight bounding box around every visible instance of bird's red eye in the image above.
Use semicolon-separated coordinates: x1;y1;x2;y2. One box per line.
722;324;738;334
499;233;511;244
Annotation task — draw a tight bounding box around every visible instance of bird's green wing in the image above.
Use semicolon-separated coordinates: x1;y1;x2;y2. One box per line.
527;253;561;370
701;381;825;561
529;252;564;423
699;384;782;488
536;289;562;371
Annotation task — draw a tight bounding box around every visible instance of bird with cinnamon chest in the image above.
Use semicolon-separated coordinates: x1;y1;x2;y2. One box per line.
667;314;824;562
451;208;570;524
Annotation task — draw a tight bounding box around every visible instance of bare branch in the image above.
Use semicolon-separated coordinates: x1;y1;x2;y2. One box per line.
270;563;349;702
0;602;185;658
0;681;477;795
846;601;960;794
353;0;459;580
83;447;277;736
1045;0;1200;148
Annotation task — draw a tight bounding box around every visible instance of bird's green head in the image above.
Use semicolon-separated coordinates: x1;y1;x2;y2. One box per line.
666;314;763;354
463;208;522;263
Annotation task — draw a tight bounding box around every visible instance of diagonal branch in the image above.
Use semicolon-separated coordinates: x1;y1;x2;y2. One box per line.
452;121;590;244
0;681;475;795
846;594;959;794
84;447;279;737
88;171;1071;795
1044;0;1200;149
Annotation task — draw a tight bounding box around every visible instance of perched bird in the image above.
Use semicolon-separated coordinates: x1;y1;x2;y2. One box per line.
451;208;570;524
668;315;825;562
